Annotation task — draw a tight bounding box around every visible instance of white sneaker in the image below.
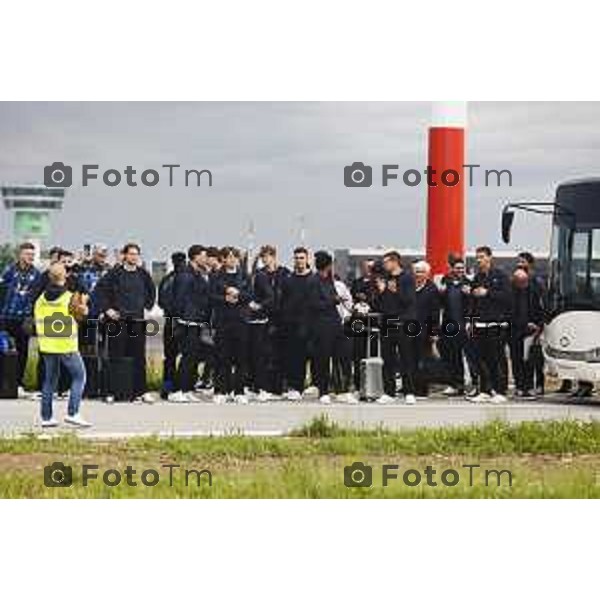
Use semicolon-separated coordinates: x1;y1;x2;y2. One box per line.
244;388;258;401
442;386;457;396
303;385;319;398
404;394;417;405
41;418;59;428
141;392;156;404
375;394;396;404
468;392;491;403
64;414;92;428
319;394;332;404
234;394;249;405
104;395;115;404
286;390;302;401
490;393;508;404
212;393;228;405
337;392;359;404
168;391;189;403
256;390;275;402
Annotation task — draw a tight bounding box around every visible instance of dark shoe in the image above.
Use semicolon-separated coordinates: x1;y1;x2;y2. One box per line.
574;385;593;398
557;380;573;394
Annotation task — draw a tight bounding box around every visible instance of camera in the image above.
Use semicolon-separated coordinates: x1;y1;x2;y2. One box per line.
344;162;372;187
44;462;73;487
44;312;73;338
44;161;73;187
344;462;373;487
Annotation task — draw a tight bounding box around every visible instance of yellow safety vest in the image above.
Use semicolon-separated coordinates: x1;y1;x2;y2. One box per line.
34;291;79;354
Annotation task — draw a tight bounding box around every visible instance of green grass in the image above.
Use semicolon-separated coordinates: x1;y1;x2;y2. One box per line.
1;418;600;498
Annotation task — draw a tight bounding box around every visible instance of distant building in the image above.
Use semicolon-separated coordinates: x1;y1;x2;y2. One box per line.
2;184;65;261
151;260;168;283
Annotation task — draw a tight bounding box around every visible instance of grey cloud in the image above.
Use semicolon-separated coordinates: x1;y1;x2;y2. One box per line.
1;101;599;262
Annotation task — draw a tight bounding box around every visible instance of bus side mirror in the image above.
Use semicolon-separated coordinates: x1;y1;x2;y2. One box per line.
501;208;514;243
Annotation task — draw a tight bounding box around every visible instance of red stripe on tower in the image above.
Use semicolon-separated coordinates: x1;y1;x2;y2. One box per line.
425;101;466;276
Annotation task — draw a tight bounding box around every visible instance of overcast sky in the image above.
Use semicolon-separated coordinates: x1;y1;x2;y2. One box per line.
1;101;600;261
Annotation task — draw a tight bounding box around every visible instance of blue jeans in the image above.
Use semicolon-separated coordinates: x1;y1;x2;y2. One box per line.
41;352;86;420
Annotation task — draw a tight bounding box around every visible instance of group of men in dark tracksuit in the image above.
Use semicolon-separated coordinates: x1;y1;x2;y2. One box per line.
345;247;549;404
3;238;591;403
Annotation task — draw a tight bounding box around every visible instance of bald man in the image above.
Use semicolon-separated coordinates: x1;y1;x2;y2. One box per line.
510;268;544;398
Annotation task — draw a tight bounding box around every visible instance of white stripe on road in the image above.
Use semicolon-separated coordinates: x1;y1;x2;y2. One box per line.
7;429;288;440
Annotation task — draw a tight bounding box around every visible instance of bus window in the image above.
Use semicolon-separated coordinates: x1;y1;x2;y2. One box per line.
571;230;590;296
591;230;600;295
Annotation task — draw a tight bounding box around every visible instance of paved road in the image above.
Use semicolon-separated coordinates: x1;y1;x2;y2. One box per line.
0;393;599;439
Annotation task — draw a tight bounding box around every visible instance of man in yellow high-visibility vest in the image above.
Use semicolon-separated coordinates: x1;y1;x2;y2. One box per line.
34;262;92;428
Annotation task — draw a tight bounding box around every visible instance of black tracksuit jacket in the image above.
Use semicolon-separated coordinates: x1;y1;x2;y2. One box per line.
173;265;211;322
280;271;314;328
372;271;417;323
470;267;512;323
96;264;156;319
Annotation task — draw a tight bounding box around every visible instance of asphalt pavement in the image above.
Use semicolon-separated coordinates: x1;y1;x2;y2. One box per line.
0;392;598;439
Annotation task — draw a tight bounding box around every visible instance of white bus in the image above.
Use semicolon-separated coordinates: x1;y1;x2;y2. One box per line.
503;178;600;383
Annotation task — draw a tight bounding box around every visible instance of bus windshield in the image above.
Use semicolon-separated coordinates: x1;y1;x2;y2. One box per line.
549;225;600;310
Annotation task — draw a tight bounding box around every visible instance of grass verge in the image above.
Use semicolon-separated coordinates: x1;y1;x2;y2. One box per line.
0;417;599;498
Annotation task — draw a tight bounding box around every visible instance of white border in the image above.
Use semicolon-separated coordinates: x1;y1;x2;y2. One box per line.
1;501;598;598
1;1;598;100
2;0;599;596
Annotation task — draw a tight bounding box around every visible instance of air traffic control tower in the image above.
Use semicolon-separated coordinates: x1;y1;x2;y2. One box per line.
1;184;65;260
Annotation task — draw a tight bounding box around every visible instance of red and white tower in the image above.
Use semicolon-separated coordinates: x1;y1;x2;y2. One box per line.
425;101;467;276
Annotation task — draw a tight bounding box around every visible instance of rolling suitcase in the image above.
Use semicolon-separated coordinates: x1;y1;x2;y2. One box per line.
0;349;18;399
97;329;134;401
104;357;134;400
359;327;384;401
